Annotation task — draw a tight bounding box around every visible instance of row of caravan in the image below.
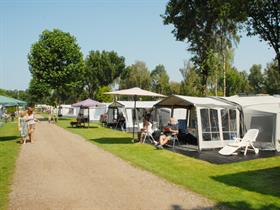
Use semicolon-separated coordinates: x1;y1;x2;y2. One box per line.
58;95;280;152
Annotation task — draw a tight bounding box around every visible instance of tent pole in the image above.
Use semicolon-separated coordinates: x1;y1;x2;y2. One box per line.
133;95;137;141
88;107;90;128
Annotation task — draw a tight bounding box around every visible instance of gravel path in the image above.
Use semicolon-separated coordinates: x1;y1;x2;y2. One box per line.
9;121;215;210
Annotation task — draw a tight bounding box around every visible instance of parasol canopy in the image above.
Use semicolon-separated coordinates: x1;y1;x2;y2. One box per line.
72;98;102;107
105;87;165;97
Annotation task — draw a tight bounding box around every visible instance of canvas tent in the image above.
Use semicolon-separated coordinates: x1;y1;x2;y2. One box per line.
154;95;240;150
0;95;27;107
105;87;165;139
107;101;169;132
72;99;106;122
223;95;280;151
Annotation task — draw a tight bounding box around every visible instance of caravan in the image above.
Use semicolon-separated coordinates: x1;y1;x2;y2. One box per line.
58;105;79;118
223;95;280;151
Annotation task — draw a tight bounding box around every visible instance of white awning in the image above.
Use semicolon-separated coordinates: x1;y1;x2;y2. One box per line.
224;96;280;113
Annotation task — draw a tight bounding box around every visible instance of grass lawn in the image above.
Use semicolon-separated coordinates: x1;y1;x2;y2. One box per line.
0;121;20;210
57;119;280;210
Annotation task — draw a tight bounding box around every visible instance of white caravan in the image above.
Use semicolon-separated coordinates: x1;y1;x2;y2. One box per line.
223;95;280;151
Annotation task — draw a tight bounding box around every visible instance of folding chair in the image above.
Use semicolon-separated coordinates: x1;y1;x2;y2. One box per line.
170;135;180;149
219;129;259;156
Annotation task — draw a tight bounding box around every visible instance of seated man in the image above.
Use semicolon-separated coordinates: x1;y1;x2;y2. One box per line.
155;117;178;149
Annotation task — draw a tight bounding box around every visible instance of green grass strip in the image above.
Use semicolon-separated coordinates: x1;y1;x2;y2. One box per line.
58;119;280;210
0;122;20;210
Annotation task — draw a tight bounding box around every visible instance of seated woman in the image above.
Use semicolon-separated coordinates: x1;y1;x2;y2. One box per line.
155;117;178;149
138;117;152;143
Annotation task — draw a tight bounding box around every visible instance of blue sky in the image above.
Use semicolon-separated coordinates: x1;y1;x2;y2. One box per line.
0;0;275;90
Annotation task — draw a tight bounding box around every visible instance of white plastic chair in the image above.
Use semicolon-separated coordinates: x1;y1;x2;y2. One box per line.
219;129;260;156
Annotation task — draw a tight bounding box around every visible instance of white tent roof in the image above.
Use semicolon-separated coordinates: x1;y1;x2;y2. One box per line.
105;87;165;97
155;95;236;108
224;96;280;113
109;101;159;109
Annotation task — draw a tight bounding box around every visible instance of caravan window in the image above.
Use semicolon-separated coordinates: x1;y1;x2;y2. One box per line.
221;109;237;140
200;109;220;141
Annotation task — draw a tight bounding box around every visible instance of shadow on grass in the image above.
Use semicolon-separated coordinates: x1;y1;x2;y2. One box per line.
0;135;18;142
212;167;280;198
171;201;280;210
90;137;133;144
58;118;72;121
66;126;99;129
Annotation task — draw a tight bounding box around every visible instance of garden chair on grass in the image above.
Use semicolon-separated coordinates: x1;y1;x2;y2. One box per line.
219;129;259;156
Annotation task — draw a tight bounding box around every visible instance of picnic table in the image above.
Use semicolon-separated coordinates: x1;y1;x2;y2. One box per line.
70;116;88;128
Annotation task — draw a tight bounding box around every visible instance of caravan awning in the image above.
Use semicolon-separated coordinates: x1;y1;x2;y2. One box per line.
224;96;280;113
154;95;236;109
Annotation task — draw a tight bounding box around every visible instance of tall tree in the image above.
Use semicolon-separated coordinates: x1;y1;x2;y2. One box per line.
119;61;151;90
169;81;181;95
180;61;203;96
263;60;280;94
223;67;251;96
84;50;126;98
246;0;280;72
162;0;245;94
94;86;113;102
27;78;51;105
28;29;84;104
151;64;170;94
248;64;264;93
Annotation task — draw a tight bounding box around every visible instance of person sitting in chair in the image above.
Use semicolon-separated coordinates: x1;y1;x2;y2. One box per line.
155;117;178;149
138;117;152;143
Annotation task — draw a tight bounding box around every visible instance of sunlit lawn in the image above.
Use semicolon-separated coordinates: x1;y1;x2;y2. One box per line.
0;121;20;210
58;118;280;210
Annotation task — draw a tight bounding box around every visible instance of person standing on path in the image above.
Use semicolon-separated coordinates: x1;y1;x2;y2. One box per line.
18;111;28;144
27;107;36;143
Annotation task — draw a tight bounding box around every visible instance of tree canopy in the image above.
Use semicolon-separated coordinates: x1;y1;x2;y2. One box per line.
151;65;170;95
162;0;246;94
246;0;280;72
28;29;84;104
84;50;125;98
119;61;151;90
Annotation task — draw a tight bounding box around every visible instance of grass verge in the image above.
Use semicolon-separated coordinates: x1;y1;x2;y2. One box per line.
0;122;20;210
58;119;280;210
